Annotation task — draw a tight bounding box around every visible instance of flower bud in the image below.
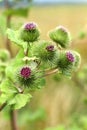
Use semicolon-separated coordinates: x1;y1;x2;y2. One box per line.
20;22;40;42
16;66;34;87
49;25;71;48
56;51;74;75
16;66;45;89
32;41;58;67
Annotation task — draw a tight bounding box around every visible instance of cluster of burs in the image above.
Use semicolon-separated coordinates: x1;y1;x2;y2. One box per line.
8;22;81;89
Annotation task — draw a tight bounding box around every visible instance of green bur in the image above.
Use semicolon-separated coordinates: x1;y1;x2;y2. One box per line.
20;22;40;42
31;40;59;68
56;50;81;76
49;25;71;48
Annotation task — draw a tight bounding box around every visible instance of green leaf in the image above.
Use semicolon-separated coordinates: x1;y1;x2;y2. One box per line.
6;58;24;80
6;29;28;50
0;94;14;104
8;93;32;109
15;49;24;59
4;8;29;17
0;79;18;104
0;78;32;109
0;79;18;94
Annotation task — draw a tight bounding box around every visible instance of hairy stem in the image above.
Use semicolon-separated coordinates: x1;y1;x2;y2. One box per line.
10;110;18;130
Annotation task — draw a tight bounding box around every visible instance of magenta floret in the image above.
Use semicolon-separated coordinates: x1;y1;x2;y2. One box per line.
24;22;37;31
46;45;54;51
66;51;74;62
20;67;31;79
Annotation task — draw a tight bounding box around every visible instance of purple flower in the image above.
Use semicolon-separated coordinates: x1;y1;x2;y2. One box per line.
20;67;31;79
66;51;74;62
46;45;54;51
24;22;37;31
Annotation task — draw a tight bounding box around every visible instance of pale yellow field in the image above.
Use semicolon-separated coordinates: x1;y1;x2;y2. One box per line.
28;5;87;39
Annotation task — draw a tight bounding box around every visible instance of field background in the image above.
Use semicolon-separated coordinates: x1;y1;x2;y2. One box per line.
0;4;87;130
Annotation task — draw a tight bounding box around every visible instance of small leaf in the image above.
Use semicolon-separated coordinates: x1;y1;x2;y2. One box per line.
6;57;24;80
0;79;18;104
6;29;27;50
4;8;29;17
8;93;32;109
0;79;18;94
0;94;14;104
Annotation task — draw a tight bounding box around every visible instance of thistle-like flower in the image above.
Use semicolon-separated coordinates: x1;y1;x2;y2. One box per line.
46;45;54;51
20;22;40;42
16;66;35;87
16;66;45;89
31;41;58;67
56;51;75;75
66;51;74;62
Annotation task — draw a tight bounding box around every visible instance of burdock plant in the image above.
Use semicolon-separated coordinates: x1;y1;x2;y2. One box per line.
0;22;81;111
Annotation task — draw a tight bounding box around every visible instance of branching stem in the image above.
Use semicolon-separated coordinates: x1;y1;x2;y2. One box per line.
45;68;59;77
37;68;59;79
0;102;7;111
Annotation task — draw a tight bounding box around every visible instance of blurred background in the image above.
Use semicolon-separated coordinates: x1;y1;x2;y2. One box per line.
0;0;87;130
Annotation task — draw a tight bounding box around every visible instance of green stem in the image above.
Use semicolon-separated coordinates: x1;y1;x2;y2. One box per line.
24;43;29;64
44;68;58;77
37;68;59;79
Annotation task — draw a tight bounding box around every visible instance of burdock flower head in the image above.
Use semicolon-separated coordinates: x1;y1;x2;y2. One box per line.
66;51;74;62
16;66;45;89
56;51;75;75
46;45;54;51
20;22;40;42
16;66;35;87
20;67;31;79
49;25;71;48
